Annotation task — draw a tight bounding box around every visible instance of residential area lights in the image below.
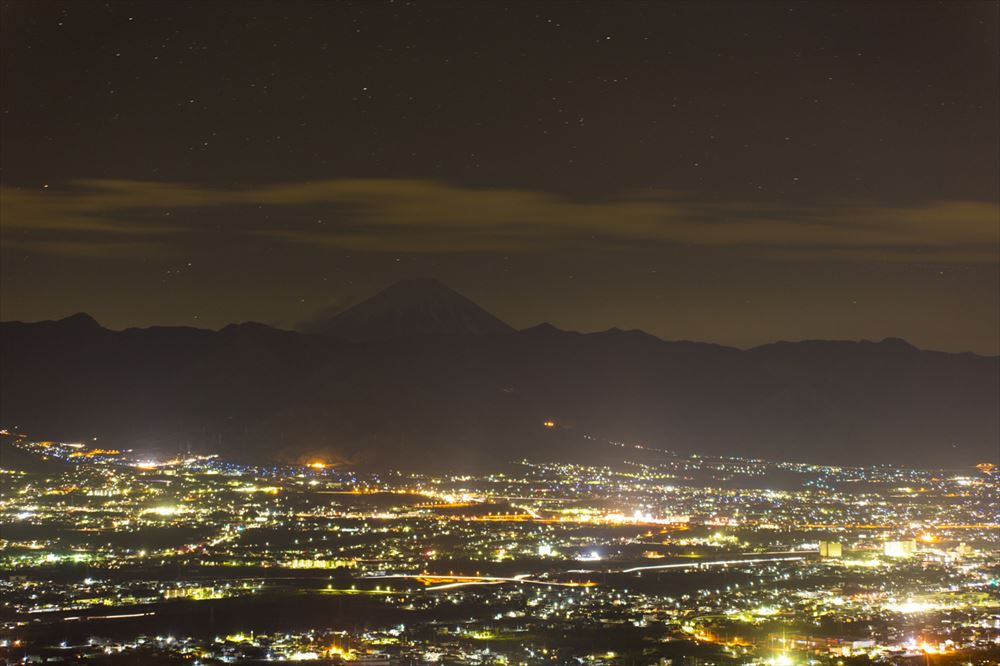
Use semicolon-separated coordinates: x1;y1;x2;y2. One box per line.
0;431;997;664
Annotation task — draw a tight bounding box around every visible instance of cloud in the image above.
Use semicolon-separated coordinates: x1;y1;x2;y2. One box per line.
1;178;997;261
0;238;161;257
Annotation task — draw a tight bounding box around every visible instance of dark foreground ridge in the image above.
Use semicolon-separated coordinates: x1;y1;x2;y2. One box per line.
1;280;997;468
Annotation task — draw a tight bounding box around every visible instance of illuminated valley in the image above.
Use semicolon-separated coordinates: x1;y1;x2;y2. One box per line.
2;431;997;665
3;1;998;664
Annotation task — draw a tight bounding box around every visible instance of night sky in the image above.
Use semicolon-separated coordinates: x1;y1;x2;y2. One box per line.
2;1;998;353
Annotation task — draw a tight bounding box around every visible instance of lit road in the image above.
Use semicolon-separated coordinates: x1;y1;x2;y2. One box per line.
365;573;597;590
620;553;808;573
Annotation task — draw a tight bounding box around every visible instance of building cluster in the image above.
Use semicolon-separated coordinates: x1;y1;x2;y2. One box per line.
1;431;998;664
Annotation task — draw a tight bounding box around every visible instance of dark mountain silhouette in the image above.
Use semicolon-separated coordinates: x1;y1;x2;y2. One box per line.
300;278;514;340
1;281;997;469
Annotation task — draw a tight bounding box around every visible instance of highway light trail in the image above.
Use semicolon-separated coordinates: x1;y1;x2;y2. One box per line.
366;573;597;590
621;554;807;573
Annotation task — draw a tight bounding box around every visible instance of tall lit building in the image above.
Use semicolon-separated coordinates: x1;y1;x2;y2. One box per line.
883;539;917;558
819;541;843;558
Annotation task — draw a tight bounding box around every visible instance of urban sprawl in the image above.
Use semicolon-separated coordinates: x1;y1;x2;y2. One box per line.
1;430;997;665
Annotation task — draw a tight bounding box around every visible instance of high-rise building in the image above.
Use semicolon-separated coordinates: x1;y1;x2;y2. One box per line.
883;539;917;558
819;541;843;558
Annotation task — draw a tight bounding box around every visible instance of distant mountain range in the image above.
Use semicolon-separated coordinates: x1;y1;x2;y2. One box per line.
1;279;997;469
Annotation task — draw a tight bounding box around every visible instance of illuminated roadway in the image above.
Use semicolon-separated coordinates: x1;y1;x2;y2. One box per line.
619;553;808;573
365;573;597;590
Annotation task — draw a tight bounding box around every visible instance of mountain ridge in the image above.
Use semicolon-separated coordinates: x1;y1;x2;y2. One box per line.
2;281;996;469
8;310;990;358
